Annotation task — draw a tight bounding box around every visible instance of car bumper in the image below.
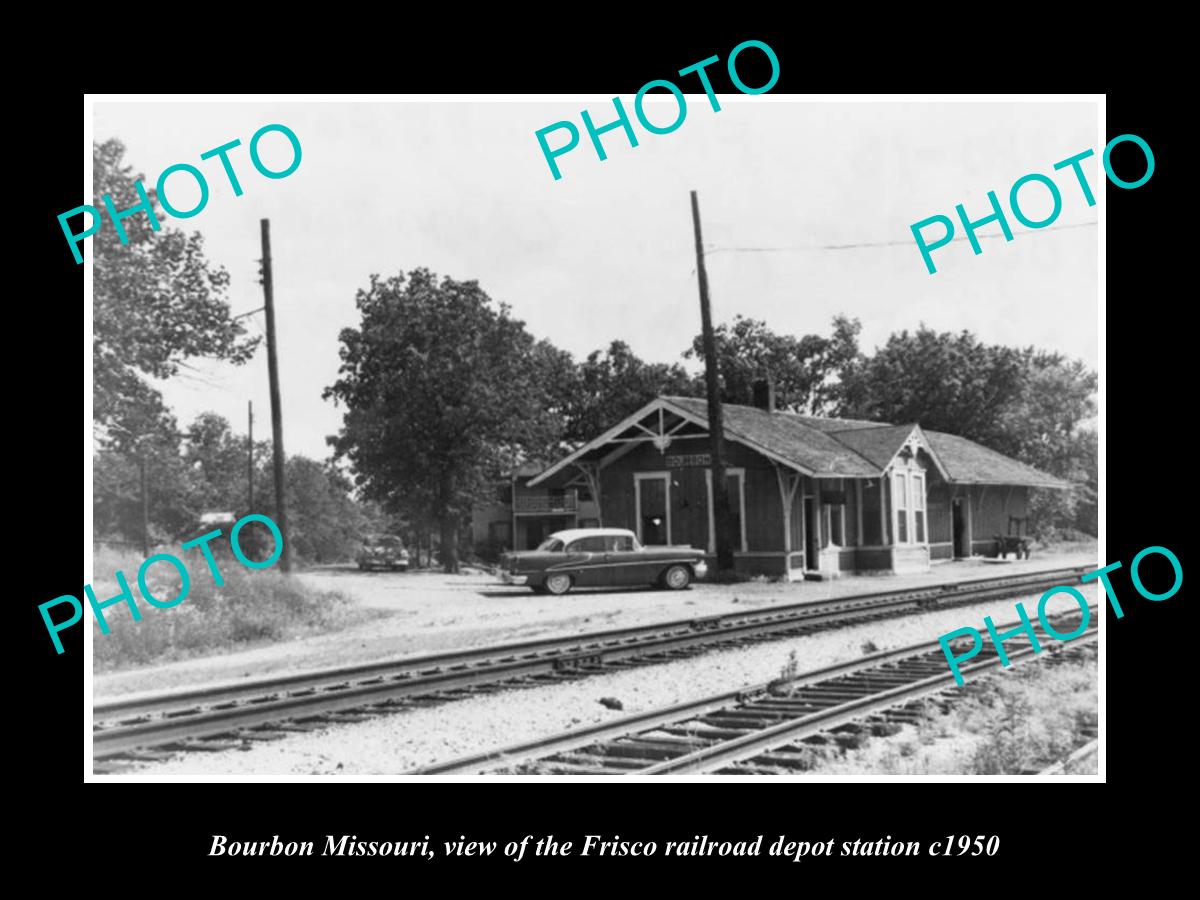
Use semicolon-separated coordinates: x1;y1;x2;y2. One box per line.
693;561;709;580
501;572;529;585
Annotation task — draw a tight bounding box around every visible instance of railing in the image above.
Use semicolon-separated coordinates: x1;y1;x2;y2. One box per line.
514;490;578;514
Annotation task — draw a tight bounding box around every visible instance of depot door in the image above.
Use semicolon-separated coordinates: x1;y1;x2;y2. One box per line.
804;497;819;570
952;497;966;558
636;473;670;546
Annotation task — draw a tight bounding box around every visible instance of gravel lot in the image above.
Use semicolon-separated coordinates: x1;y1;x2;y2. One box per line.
98;546;1098;776
93;549;1095;700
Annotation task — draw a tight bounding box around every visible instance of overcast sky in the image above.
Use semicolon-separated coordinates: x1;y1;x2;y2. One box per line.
93;99;1099;460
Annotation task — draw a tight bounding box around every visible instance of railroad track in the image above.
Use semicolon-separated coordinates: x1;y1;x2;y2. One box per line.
412;609;1098;776
93;566;1086;770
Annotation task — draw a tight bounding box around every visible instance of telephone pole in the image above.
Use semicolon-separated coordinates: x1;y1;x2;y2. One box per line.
247;399;255;512
690;190;736;573
260;219;293;572
139;442;150;559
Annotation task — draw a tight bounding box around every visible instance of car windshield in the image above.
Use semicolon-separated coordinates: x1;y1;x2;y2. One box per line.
536;538;565;552
365;536;402;548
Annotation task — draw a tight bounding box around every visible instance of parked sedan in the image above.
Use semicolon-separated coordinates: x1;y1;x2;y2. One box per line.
499;527;708;595
356;535;410;571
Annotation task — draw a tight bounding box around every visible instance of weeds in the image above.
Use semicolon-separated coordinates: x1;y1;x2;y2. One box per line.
91;545;382;671
779;649;799;681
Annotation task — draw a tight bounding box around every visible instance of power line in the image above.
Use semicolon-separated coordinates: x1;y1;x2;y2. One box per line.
703;220;1097;256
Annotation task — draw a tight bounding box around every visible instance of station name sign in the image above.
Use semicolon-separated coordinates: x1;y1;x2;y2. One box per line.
666;453;712;468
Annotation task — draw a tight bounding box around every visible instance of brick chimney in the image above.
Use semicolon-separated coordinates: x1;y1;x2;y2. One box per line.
751;377;776;413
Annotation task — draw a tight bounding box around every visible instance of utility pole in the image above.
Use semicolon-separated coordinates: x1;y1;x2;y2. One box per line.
260;219;293;572
139;441;150;559
247;399;255;512
690;190;736;573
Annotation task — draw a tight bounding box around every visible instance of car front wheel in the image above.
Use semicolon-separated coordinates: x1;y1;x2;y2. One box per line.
544;573;573;595
662;564;691;590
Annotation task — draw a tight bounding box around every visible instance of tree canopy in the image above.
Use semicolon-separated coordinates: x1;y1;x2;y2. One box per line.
687;315;861;414
560;340;696;445
93;139;258;450
836;326;1097;536
324;268;565;571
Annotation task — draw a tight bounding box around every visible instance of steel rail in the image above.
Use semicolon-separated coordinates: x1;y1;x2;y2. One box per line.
411;612;1097;776
93;566;1086;761
640;632;1096;775
96;565;1084;719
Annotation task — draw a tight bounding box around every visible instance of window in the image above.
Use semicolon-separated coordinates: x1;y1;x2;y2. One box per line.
488;521;511;544
913;473;926;543
536;537;564;551
726;472;744;552
567;536;608;552
829;504;845;546
892;470;929;545
706;468;747;553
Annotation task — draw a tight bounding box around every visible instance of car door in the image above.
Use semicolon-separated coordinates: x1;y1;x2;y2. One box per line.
603;534;653;586
564;536;608;586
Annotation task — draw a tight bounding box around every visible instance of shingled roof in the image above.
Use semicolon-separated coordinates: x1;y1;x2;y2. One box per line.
922;431;1069;487
664;397;879;477
665;398;1068;488
531;396;1070;489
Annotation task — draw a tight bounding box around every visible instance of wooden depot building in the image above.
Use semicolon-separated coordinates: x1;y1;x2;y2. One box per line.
528;387;1069;580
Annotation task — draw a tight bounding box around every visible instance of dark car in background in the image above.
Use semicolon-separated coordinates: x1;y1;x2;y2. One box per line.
499;527;707;595
356;534;410;571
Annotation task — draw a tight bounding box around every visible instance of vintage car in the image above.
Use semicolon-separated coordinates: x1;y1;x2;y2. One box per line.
499;527;708;595
356;534;410;571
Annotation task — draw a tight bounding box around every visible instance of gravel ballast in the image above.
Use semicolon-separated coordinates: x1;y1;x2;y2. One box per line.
94;550;1095;699
125;589;1090;777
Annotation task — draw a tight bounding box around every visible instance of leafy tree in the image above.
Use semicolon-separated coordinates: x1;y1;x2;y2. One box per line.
93;434;196;546
835;326;1028;450
837;328;1097;538
181;412;264;514
998;354;1098;537
324;268;566;572
687;315;861;414
92;139;259;449
562;340;696;444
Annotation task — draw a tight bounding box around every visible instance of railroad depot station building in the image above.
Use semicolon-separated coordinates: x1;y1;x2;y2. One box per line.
473;388;1067;580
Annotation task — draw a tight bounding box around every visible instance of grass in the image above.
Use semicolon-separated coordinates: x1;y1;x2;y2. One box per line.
813;644;1098;775
90;545;386;672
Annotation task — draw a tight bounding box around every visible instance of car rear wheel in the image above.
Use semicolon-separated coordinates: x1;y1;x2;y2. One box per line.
545;573;573;595
662;564;691;590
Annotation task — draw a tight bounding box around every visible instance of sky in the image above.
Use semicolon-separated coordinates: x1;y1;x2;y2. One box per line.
93;99;1099;460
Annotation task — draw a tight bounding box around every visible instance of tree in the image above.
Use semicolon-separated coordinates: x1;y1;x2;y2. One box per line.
837;327;1097;538
998;354;1098;537
181;412;263;514
280;458;376;563
835;326;1028;449
92;139;259;449
686;315;861;414
93;433;195;545
324;268;566;572
561;341;696;444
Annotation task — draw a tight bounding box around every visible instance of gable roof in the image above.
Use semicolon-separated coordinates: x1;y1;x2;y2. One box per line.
664;396;880;477
531;396;1070;489
823;423;920;469
923;431;1069;487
